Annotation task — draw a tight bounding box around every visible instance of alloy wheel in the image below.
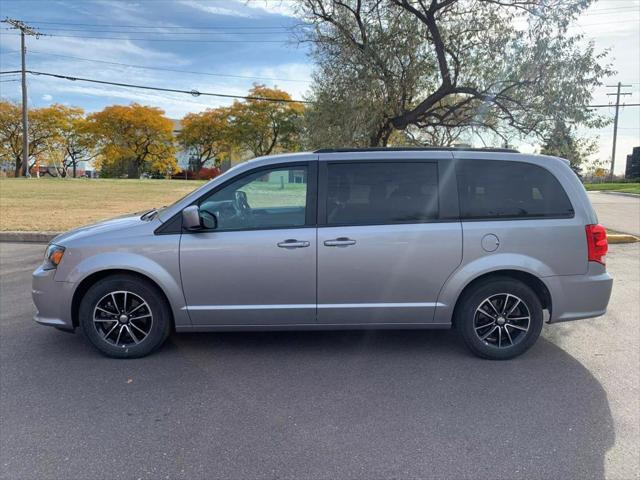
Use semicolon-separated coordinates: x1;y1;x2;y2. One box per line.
92;290;153;348
473;293;531;349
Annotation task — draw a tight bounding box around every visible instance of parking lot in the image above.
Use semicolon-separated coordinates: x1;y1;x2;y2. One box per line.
1;239;638;480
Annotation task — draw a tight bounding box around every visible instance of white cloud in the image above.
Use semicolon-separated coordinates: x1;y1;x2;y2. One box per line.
41;94;53;101
180;0;298;18
179;0;254;18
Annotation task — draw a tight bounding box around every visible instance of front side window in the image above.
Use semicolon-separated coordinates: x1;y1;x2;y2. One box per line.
326;162;439;225
456;160;574;219
199;166;308;231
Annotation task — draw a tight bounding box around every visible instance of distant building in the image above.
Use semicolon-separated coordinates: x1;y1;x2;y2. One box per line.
625;146;640;179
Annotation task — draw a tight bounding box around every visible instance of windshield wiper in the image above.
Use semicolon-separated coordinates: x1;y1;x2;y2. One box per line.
140;209;158;221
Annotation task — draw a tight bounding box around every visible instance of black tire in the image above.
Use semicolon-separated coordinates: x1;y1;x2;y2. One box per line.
456;277;543;360
79;274;172;358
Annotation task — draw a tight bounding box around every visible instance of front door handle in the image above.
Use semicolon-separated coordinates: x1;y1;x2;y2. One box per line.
324;237;357;247
277;239;310;249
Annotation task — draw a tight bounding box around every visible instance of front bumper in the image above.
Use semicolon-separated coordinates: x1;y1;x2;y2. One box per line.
32;266;75;330
546;262;613;323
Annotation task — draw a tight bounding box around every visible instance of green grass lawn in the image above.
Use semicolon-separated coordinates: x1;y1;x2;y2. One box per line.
0;177;206;231
584;183;640;195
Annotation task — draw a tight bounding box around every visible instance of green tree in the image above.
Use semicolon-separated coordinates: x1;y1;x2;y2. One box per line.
228;85;305;157
87;104;178;178
299;0;611;147
541;120;596;175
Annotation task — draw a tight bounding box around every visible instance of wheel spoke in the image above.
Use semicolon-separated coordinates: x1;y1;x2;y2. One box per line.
504;325;514;345
103;323;119;339
501;294;512;315
123;291;128;314
126;325;140;344
498;326;502;347
506;298;521;317
475;321;494;330
110;293;120;313
115;326;124;345
483;300;501;317
127;302;145;315
94;318;117;323
130;322;149;337
478;306;497;320
507;316;530;322
480;325;498;341
130;314;151;321
506;323;528;332
96;306;117;316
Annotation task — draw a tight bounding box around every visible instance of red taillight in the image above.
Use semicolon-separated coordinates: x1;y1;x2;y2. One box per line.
585;224;608;265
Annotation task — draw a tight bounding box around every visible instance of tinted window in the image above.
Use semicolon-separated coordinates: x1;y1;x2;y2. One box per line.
456;160;574;219
199;166;308;231
326;162;439;225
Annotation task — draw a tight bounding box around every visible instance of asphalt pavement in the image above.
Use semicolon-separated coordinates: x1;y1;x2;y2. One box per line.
587;191;640;236
1;242;638;480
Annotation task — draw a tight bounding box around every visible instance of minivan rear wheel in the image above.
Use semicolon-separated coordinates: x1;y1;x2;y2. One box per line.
79;274;171;358
456;277;543;360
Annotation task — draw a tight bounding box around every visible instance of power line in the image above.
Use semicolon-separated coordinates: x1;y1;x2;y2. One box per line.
17;20;307;29
27;27;294;35
2;69;637;109
2;33;295;43
6;69;311;103
1;49;312;83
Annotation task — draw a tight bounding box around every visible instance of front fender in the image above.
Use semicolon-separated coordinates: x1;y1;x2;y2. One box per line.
63;252;190;328
434;253;554;325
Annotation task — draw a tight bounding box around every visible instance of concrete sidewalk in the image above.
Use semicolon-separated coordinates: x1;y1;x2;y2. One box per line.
588;191;640;236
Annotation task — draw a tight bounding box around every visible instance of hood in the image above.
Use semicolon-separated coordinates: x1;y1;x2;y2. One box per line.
51;212;149;245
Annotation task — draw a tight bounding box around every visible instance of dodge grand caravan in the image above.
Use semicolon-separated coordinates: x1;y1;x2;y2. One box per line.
32;148;613;359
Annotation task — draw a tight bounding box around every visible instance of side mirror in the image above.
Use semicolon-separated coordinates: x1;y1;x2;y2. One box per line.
182;205;202;230
182;205;218;231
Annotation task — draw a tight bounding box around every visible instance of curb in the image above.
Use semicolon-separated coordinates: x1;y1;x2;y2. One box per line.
591;190;640;199
0;231;60;243
607;233;639;244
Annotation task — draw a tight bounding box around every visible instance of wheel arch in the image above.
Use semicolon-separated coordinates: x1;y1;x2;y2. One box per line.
71;269;175;329
450;269;552;328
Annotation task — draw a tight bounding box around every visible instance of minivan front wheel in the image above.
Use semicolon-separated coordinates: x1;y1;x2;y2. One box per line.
456;277;543;360
79;274;171;358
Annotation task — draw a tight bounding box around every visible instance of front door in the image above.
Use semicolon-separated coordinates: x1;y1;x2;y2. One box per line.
317;159;462;325
179;163;317;326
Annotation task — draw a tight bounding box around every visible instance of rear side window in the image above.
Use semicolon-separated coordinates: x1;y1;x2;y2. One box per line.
326;162;439;225
456;160;574;219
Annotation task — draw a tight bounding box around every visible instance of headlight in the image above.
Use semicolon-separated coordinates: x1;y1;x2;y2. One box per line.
43;244;65;270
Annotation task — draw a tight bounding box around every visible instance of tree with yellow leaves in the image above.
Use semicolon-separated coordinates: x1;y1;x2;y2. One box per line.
228;85;305;158
177;107;231;177
0;101;71;176
87;103;178;178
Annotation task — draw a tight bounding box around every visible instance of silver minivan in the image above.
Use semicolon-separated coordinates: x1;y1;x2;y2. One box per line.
32;148;613;359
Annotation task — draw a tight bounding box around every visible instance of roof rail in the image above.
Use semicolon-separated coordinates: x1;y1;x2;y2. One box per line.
314;147;519;154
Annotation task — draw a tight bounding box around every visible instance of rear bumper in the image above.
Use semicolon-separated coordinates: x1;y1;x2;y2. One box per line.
32;266;75;330
545;263;613;323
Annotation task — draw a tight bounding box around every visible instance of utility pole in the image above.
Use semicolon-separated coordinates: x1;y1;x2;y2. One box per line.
2;18;40;177
606;82;632;180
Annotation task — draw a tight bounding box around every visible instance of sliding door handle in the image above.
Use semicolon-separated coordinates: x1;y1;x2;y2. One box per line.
277;239;310;249
324;237;356;247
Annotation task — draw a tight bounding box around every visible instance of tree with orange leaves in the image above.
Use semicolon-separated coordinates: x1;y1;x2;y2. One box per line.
87;103;178;178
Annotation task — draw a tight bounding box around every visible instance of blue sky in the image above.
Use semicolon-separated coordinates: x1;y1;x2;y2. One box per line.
0;0;638;173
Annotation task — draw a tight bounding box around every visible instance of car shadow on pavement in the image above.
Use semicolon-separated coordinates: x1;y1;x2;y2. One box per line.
1;326;615;480
156;329;616;480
